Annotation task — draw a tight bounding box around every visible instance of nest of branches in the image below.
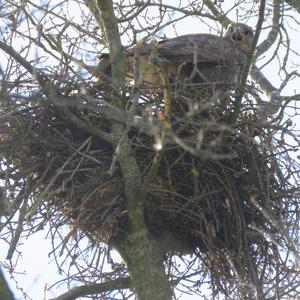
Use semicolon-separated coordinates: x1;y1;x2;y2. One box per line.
0;82;298;292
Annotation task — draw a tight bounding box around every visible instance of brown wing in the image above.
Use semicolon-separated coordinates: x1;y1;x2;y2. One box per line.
97;33;247;85
129;34;247;65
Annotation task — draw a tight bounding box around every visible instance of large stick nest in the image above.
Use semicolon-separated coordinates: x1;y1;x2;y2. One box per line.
0;82;298;293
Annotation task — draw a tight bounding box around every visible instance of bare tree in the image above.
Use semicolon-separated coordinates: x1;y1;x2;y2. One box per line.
0;0;299;299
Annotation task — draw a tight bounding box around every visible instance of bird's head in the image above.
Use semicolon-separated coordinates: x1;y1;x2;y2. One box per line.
224;23;254;53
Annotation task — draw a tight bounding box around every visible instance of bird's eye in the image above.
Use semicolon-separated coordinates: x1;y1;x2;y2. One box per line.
244;30;252;35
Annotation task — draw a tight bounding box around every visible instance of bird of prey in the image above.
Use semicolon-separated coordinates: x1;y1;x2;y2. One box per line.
97;23;254;89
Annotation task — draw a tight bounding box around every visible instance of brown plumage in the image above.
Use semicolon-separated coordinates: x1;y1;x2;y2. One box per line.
97;23;254;89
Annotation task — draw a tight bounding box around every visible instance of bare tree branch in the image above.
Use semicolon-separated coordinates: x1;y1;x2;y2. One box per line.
95;0;125;91
255;0;282;57
50;277;131;300
231;0;266;122
0;40;114;144
285;0;300;13
203;0;231;27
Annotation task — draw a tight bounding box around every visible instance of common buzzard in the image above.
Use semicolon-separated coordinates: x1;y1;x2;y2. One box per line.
97;23;254;90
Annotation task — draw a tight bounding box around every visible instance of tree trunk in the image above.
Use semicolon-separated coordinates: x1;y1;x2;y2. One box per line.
0;270;15;300
89;2;174;298
117;230;173;300
114;137;173;300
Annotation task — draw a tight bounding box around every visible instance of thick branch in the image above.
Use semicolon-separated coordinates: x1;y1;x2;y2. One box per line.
249;0;281;106
92;0;143;223
285;0;300;13
96;0;125;88
231;0;266;122
50;277;131;300
0;195;15;299
0;270;15;300
203;0;231;26
59;106;113;144
255;0;282;58
83;0;102;26
93;2;174;299
250;65;277;98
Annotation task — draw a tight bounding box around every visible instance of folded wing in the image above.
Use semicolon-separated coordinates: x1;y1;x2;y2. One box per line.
97;33;247;86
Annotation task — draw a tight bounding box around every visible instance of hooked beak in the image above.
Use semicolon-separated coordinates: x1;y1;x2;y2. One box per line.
231;27;243;42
